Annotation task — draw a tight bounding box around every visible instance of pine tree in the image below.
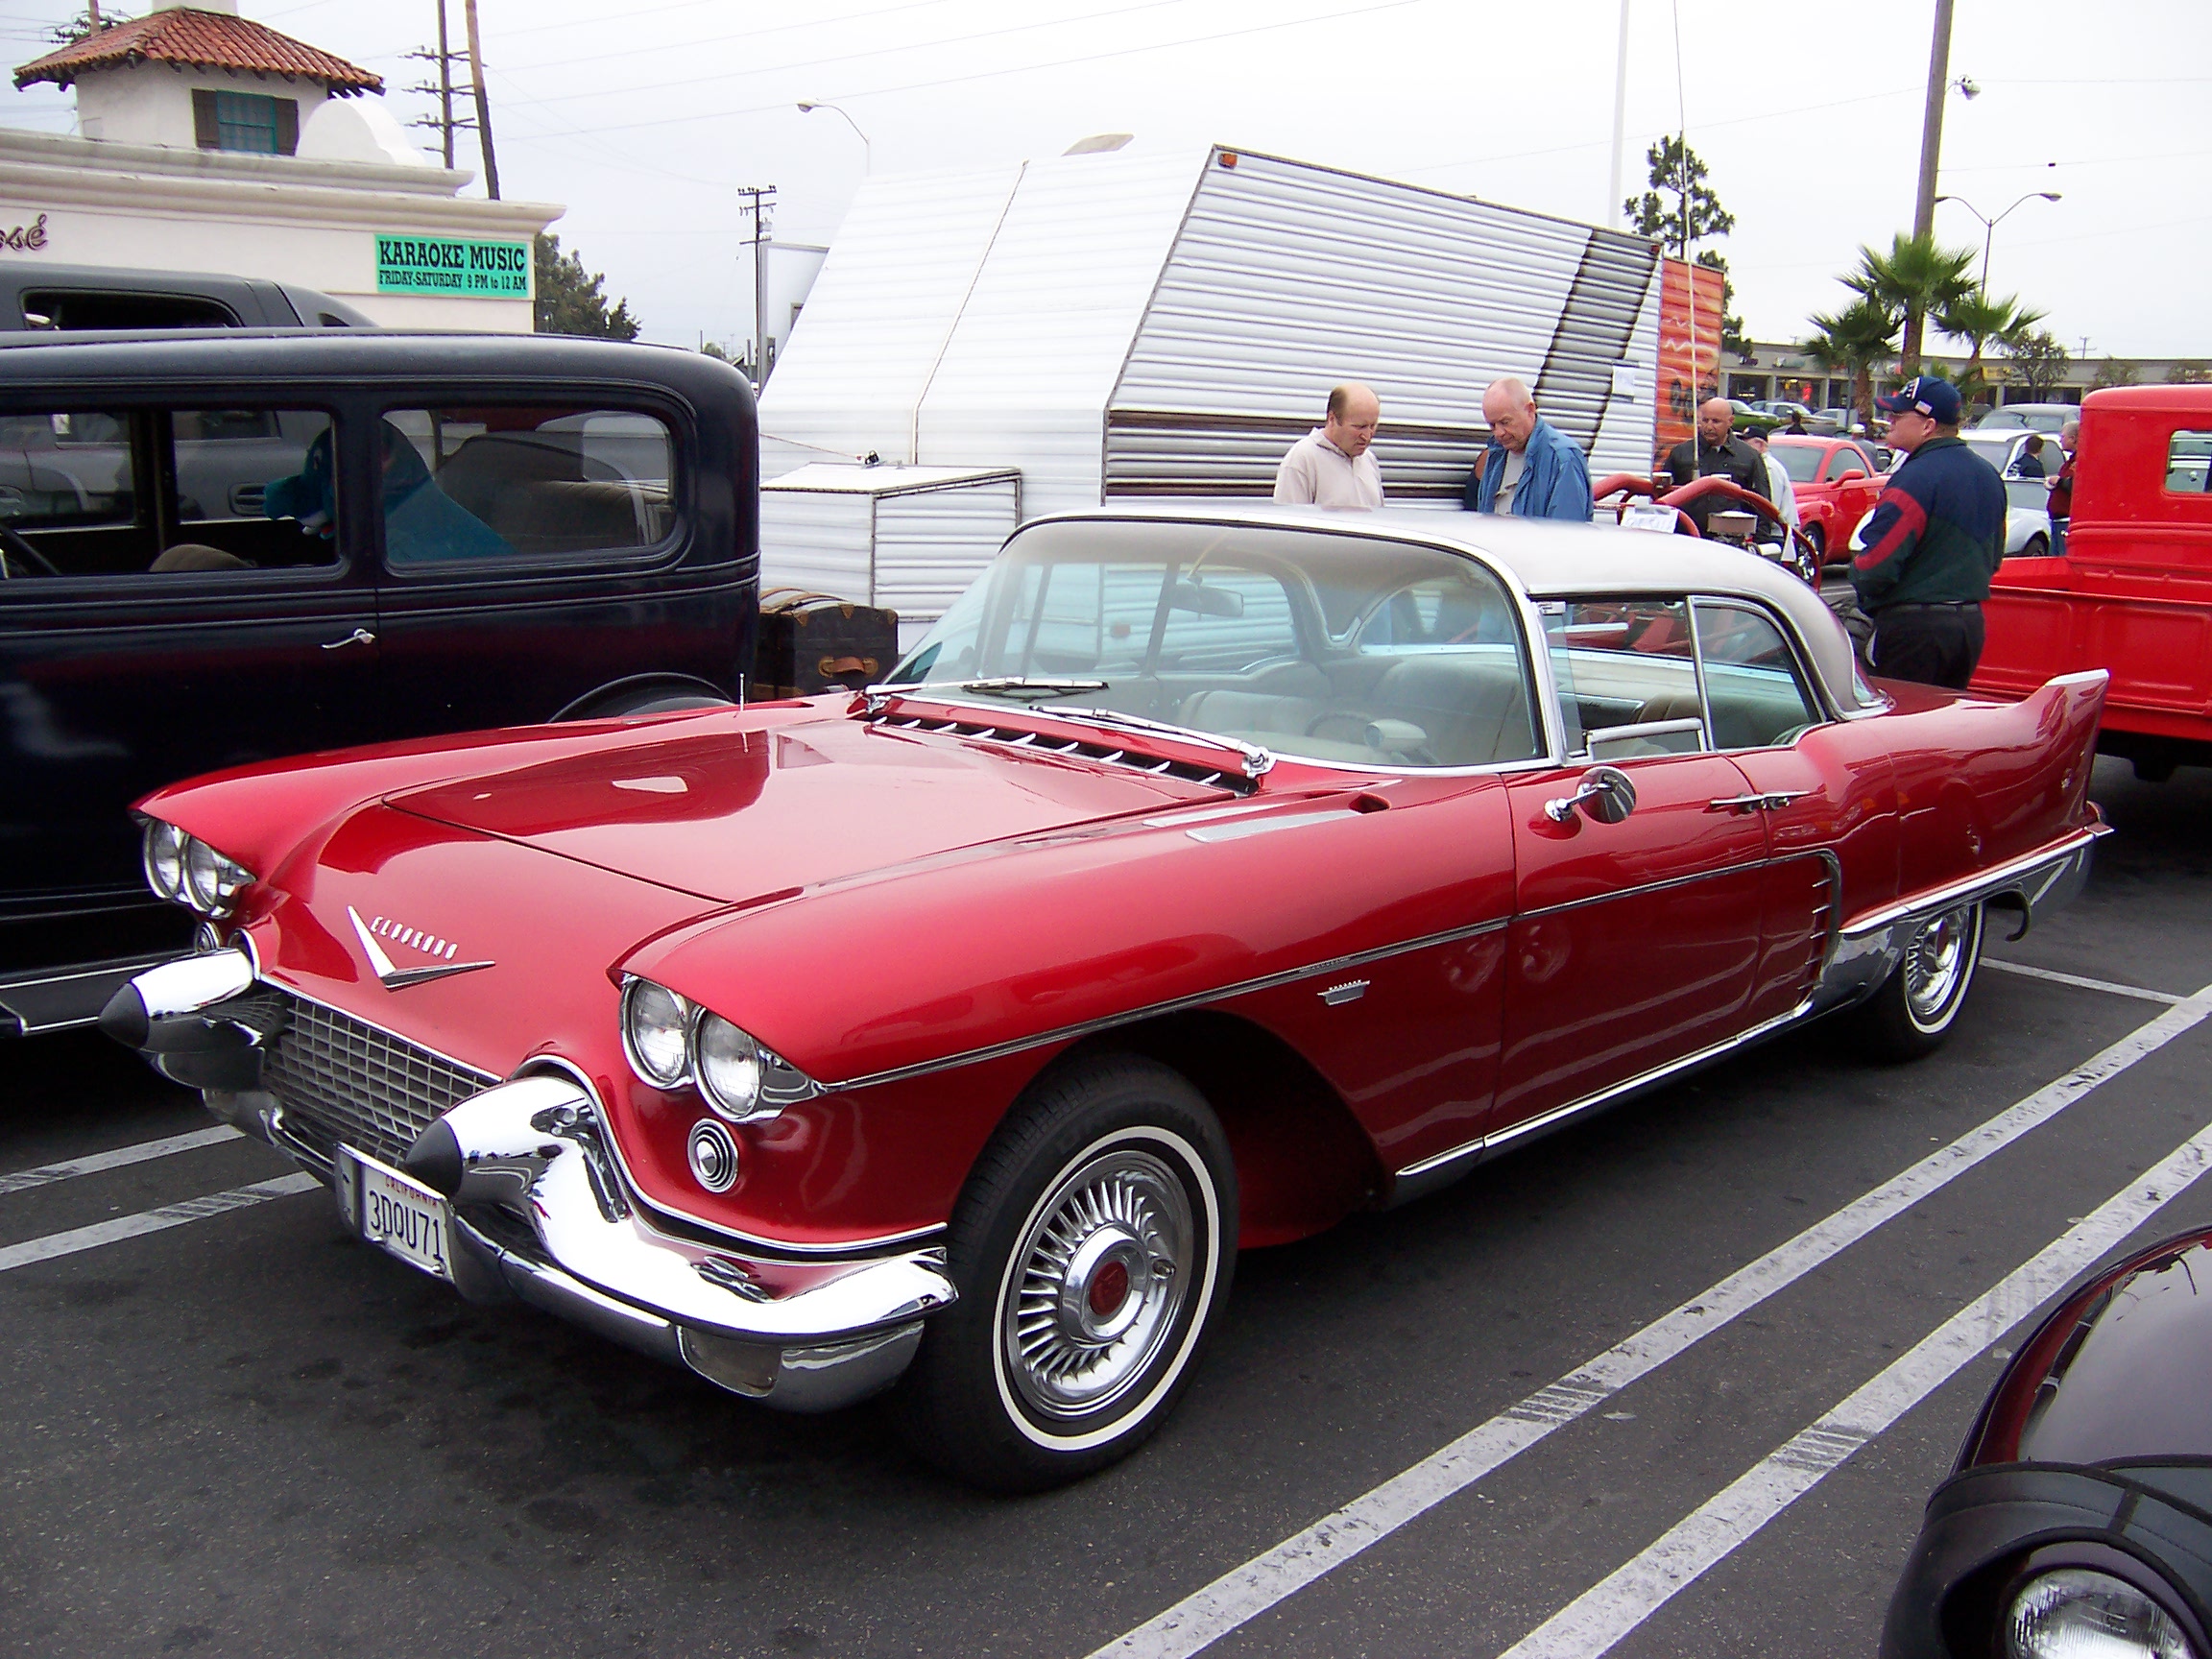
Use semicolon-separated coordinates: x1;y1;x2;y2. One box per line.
1625;138;1747;355
532;234;640;340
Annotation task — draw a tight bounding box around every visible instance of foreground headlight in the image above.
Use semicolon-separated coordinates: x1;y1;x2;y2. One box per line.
621;978;694;1088
183;837;253;912
2008;1568;2196;1658
142;820;187;902
694;1013;765;1120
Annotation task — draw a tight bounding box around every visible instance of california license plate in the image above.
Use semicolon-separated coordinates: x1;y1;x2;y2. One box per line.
340;1146;452;1282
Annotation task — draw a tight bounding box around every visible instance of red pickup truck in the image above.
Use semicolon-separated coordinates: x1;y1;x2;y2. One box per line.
1972;385;2212;781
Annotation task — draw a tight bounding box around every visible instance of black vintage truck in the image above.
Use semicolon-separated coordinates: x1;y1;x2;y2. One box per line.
0;328;761;1034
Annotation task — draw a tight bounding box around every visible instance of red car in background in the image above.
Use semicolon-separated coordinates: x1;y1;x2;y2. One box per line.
1768;435;1887;565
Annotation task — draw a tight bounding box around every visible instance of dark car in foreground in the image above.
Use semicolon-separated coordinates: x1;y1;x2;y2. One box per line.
0;329;757;1036
103;504;2107;1490
1883;1225;2212;1658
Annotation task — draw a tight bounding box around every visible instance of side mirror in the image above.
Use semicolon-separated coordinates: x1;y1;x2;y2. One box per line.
1545;763;1638;826
1834;469;1864;484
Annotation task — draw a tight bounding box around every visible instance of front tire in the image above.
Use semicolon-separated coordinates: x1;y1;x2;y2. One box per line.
1852;901;1985;1061
894;1053;1237;1492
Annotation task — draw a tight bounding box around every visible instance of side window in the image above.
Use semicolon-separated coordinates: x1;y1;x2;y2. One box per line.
1153;567;1298;673
379;406;677;565
1542;598;1704;758
1827;447;1870;483
1694;602;1823;749
2166;431;2212;495
0;406;337;578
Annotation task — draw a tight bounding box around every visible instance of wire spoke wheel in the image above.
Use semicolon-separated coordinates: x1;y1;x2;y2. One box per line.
1853;899;1985;1060
1903;903;1977;1028
1003;1150;1192;1421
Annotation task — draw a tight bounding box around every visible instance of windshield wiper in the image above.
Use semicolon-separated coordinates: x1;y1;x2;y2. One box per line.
918;676;1109;703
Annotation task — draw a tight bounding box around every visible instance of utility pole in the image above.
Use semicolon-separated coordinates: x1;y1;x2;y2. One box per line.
737;185;777;386
1606;0;1630;228
1911;0;1955;242
85;0;102;27
463;0;499;201
405;0;467;171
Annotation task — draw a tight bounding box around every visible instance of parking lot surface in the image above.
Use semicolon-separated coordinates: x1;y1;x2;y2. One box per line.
5;756;2210;1659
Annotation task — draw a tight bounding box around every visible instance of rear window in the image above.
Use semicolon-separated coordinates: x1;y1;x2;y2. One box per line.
22;290;241;330
378;406;677;565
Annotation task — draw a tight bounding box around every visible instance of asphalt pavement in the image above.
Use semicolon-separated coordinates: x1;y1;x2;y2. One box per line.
4;755;2210;1659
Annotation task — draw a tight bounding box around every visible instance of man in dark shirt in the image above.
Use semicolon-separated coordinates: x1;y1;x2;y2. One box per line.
1664;397;1769;533
2014;434;2048;478
1851;375;2008;687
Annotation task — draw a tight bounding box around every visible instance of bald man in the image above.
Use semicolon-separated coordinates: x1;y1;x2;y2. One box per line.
1464;377;1592;520
1664;397;1770;534
1274;383;1383;509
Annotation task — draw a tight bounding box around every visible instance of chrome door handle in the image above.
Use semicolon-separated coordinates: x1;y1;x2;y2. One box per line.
321;628;375;651
1707;789;1812;813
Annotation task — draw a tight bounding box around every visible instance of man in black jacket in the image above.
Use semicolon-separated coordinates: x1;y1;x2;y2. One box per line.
1664;397;1769;533
1852;375;2007;687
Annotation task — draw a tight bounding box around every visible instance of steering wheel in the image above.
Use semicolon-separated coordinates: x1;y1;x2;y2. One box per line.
0;524;56;578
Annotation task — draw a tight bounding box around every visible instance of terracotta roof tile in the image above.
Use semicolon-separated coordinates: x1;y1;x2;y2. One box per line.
15;8;383;94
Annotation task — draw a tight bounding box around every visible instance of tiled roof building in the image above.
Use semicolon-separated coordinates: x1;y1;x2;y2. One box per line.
15;7;381;96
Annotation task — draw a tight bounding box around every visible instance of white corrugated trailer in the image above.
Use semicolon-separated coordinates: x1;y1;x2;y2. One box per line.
758;144;1663;612
759;464;1021;652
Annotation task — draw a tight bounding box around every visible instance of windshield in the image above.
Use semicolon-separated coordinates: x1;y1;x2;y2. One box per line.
1769;444;1827;483
889;518;1543;770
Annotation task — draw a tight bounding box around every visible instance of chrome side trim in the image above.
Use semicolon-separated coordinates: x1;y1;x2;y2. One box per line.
1186;808;1360;844
1839;827;2108;940
831;913;1513;1093
1389;992;1820;1206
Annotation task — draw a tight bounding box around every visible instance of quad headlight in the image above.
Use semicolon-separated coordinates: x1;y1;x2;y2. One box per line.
618;975;818;1122
2007;1568;2196;1658
141;819;254;917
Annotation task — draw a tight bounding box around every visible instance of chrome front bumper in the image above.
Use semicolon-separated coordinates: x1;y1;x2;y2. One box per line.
104;955;955;1415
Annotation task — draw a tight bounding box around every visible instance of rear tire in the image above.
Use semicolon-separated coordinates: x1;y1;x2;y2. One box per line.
2022;534;2050;560
893;1053;1237;1492
1851;901;1985;1061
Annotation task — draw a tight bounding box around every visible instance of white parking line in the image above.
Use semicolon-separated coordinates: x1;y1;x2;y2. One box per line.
0;1125;243;1196
1090;980;2212;1659
1496;1117;2212;1659
1984;958;2184;1003
0;1171;321;1274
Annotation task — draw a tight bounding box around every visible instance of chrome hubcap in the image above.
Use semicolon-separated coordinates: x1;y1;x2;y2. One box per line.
1904;903;1976;1025
1004;1149;1193;1420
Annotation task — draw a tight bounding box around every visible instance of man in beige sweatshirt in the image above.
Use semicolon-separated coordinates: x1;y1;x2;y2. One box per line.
1273;383;1383;508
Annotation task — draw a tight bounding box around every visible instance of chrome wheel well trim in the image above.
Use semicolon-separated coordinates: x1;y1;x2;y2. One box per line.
505;1052;949;1261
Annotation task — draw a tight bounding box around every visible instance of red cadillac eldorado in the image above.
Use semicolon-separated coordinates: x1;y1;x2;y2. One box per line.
101;505;2108;1490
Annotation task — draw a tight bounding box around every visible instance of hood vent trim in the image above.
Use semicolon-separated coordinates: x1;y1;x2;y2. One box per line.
876;714;1254;794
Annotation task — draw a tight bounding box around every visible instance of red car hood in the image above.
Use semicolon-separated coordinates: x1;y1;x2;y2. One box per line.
383;710;1221;907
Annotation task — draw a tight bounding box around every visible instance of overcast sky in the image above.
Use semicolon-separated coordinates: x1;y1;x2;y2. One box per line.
4;0;2203;363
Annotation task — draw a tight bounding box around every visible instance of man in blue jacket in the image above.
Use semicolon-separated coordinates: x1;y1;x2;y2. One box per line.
1464;377;1592;520
1853;375;2007;687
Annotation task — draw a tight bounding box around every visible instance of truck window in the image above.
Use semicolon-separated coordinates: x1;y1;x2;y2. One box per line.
379;406;677;565
0;407;337;578
21;291;242;330
2165;431;2212;495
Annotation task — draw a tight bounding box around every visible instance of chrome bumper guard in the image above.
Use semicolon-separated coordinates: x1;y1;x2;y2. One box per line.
103;952;955;1415
1810;823;2107;1016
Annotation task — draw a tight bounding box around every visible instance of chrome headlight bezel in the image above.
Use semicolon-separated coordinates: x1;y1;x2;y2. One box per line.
618;975;823;1119
140;818;254;917
620;976;696;1090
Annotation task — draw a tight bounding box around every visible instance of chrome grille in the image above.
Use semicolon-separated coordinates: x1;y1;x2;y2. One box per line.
260;991;497;1168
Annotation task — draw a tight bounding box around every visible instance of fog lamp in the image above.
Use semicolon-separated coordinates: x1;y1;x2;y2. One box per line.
2008;1568;2195;1659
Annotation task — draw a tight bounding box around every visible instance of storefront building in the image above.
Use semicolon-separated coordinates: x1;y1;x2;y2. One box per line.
4;0;559;329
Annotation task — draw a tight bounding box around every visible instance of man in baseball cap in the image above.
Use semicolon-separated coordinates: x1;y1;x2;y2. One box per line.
1851;375;2007;686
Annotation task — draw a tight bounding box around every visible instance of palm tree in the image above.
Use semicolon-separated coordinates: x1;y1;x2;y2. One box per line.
1936;291;2047;412
1803;298;1902;438
1846;233;1978;373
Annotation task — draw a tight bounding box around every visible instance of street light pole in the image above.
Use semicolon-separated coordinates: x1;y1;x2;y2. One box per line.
1935;191;2062;292
797;101;873;173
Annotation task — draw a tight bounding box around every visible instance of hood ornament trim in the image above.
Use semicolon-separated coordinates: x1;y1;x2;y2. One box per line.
349;906;494;991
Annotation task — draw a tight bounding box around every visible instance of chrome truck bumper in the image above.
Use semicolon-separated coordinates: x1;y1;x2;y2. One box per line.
99;956;956;1414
